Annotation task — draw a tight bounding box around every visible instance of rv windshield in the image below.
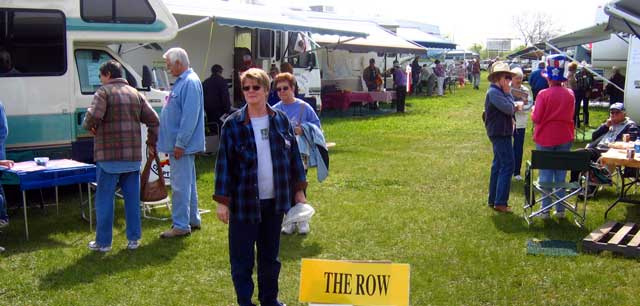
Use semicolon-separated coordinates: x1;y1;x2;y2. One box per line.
75;49;133;94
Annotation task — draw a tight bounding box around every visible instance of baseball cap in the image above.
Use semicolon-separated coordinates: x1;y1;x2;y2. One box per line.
610;102;625;112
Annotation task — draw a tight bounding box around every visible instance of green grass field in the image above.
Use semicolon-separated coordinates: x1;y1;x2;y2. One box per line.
1;77;640;305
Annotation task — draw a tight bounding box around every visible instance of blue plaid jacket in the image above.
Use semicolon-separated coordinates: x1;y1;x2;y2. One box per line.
213;104;307;223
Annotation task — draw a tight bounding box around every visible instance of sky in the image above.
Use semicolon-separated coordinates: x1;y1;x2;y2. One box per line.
265;0;610;49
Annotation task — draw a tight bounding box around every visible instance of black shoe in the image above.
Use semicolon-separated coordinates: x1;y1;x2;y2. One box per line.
190;224;202;231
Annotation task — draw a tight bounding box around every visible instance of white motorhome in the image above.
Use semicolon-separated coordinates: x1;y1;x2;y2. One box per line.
120;0;365;110
0;0;178;162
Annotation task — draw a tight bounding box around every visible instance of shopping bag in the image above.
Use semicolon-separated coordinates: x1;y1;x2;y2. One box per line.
140;154;168;201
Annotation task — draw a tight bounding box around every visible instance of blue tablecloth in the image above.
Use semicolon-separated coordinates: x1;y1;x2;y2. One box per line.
1;159;96;190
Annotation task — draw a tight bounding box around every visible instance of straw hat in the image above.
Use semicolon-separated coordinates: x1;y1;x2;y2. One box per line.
487;61;515;82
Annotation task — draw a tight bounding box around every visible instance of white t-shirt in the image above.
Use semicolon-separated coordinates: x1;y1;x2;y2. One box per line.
251;115;275;199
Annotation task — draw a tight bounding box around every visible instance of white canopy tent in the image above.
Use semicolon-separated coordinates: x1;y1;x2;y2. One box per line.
307;18;427;54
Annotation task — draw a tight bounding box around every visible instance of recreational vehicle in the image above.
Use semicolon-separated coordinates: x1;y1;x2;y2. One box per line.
0;0;178;162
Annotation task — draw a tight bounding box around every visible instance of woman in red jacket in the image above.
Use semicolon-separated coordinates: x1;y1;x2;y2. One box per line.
531;54;575;219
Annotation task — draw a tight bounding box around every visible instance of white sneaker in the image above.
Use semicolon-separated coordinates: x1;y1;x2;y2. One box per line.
127;240;140;250
0;246;4;252
537;212;550;220
281;223;295;235
88;241;112;252
514;175;523;181
554;211;566;219
0;219;8;229
297;221;310;235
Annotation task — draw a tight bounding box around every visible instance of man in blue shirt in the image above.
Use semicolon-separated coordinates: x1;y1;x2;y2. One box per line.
528;61;549;101
0;101;14;252
158;48;206;238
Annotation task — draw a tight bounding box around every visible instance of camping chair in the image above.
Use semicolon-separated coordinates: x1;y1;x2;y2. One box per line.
524;150;591;227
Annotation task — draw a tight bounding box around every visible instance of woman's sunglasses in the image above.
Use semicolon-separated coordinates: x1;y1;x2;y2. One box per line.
242;85;262;92
276;86;289;92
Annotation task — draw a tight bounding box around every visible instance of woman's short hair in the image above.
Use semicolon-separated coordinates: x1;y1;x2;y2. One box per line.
280;62;294;74
568;61;578;71
99;60;122;79
273;72;296;89
163;47;190;67
240;68;270;91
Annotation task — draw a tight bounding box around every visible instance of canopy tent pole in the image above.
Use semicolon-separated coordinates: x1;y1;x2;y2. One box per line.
384;53;388;89
542;42;624;93
202;19;216;76
120;16;213;55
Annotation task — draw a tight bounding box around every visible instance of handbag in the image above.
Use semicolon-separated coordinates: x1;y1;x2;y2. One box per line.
140;154;168;202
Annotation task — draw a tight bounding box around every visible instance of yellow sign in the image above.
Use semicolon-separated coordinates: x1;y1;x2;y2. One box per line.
299;259;410;306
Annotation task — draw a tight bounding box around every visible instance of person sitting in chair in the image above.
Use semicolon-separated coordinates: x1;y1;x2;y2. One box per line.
570;102;639;187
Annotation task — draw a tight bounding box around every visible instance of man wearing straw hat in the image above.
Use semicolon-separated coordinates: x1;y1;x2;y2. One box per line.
484;61;520;213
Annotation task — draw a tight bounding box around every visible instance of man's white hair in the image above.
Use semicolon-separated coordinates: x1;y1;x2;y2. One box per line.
163;47;190;67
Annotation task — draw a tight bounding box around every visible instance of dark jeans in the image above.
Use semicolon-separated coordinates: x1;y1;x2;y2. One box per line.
229;199;284;306
513;128;525;176
574;90;589;126
0;184;6;221
395;85;406;112
489;136;514;206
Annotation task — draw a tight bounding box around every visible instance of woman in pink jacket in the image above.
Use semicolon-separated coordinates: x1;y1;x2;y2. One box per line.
531;54;575;219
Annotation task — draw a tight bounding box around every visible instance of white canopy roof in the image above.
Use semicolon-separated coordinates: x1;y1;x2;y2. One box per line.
605;0;640;36
395;27;456;49
309;18;426;54
548;23;612;49
163;0;366;37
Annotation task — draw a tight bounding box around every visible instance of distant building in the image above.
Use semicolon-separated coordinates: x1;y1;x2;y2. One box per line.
486;38;513;58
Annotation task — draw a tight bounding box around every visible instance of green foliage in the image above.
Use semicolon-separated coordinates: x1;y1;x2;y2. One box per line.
0;77;637;305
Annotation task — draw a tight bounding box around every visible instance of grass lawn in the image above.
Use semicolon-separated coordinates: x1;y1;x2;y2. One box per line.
2;75;640;305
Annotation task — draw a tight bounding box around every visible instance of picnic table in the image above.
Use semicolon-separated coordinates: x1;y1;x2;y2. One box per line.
599;144;640;218
321;91;396;111
1;159;96;240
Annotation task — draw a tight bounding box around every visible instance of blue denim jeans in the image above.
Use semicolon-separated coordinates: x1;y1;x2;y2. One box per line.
229;199;284;306
169;154;200;231
489;136;514;206
94;165;141;247
536;142;573;212
473;73;480;88
513;128;526;176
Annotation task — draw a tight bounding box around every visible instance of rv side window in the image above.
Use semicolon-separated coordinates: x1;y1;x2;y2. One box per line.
81;0;156;24
75;50;128;94
257;29;274;59
0;9;66;77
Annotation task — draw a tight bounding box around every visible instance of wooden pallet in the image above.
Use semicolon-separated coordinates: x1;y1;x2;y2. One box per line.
582;221;640;257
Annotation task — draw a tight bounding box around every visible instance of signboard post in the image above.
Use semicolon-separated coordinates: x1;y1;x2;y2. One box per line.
299;259;410;306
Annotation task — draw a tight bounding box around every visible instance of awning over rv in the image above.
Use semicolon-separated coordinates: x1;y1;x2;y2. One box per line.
548;23;612;49
309;19;427;54
507;43;546;60
605;0;640;36
164;0;367;38
395;28;457;49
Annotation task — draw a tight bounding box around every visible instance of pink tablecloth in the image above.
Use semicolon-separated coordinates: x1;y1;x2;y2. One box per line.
321;91;396;111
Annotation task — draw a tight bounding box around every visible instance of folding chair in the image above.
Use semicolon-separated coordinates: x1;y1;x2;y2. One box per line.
524;150;591;227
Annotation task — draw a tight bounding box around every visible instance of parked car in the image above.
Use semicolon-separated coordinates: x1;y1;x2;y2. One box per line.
480;60;491;71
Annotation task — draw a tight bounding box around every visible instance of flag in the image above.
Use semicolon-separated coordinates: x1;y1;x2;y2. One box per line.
294;33;308;53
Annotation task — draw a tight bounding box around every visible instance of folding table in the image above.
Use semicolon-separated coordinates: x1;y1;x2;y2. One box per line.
1;159;96;240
